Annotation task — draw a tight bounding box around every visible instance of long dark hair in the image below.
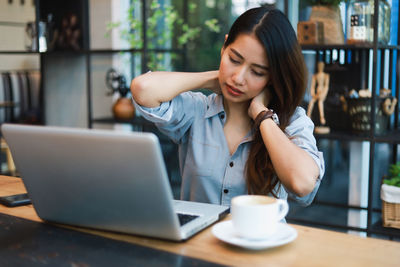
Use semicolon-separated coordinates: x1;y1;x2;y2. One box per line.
224;7;307;196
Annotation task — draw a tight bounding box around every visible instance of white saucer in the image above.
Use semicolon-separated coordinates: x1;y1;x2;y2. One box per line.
212;220;297;250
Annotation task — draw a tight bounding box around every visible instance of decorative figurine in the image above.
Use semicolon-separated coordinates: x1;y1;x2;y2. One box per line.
56;13;81;51
307;61;330;134
105;69;135;120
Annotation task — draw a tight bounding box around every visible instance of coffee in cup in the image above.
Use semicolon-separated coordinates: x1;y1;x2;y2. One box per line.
231;195;289;239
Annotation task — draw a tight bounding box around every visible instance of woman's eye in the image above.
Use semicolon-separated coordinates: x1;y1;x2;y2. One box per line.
229;56;240;64
251;70;264;77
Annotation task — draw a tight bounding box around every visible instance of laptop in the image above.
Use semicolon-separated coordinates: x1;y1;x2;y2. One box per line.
1;123;229;241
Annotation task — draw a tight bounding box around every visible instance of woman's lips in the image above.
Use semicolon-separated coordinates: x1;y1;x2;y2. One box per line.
226;84;244;96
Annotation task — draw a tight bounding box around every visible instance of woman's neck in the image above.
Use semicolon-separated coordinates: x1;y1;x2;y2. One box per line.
223;98;252;129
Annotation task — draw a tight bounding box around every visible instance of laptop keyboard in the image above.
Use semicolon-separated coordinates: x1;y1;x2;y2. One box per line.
177;213;199;226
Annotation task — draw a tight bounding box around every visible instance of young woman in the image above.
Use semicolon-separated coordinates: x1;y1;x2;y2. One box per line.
131;7;325;206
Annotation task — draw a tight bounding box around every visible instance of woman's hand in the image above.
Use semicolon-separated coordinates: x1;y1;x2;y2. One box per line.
248;89;271;120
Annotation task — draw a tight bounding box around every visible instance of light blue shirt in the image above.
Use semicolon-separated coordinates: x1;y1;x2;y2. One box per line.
133;92;325;207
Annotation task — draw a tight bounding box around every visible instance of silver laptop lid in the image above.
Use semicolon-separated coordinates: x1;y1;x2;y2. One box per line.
2;123;185;240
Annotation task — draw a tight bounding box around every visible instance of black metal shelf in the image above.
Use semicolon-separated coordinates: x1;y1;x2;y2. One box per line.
315;129;400;143
312;199;369;211
0;21;26;27
369;220;400;238
301;44;400;51
375;130;400;143
302;0;400;240
315;130;372;142
0;51;41;55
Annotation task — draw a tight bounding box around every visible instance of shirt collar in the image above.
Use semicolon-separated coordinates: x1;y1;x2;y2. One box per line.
205;94;255;143
243;129;254;142
204;94;225;119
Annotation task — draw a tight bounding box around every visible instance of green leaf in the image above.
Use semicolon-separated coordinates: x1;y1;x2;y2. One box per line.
189;3;197;13
389;162;400;178
384;163;400;187
150;1;160;10
204;19;221;33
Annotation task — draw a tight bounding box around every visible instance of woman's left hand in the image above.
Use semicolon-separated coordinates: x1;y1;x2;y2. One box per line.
248;89;271;120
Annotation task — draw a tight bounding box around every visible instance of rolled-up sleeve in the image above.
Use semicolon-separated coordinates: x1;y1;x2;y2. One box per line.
132;92;206;143
284;107;325;206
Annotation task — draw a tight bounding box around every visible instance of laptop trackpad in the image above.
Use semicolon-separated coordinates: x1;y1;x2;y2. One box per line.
173;200;229;225
177;213;199;226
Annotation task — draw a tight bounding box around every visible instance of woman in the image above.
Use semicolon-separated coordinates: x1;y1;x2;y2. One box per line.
131;7;324;206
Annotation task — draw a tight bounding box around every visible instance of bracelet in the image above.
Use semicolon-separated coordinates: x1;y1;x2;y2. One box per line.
253;109;279;129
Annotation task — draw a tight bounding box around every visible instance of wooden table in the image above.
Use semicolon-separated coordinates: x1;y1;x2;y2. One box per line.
1;176;400;267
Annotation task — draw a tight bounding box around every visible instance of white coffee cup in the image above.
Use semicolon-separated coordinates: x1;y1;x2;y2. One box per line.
231;195;289;240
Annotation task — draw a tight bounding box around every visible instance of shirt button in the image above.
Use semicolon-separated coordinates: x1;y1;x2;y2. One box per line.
223;189;229;194
220;114;225;119
229;162;234;167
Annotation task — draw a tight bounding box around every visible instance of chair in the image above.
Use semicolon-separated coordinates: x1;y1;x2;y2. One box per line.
0;70;41;175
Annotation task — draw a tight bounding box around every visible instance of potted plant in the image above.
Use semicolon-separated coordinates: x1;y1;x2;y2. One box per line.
381;162;400;229
306;0;345;44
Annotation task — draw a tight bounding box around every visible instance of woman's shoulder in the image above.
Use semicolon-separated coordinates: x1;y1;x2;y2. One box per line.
289;106;308;122
286;106;314;133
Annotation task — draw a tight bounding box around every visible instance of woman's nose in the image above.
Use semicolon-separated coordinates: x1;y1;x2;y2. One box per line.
232;67;246;86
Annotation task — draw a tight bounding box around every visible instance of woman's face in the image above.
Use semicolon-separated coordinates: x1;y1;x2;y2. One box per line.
219;33;270;104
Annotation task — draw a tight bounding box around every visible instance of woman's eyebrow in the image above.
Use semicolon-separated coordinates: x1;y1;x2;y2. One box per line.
230;48;244;59
230;48;269;70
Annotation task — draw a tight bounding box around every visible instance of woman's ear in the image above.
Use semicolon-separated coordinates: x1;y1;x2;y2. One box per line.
220;34;228;56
